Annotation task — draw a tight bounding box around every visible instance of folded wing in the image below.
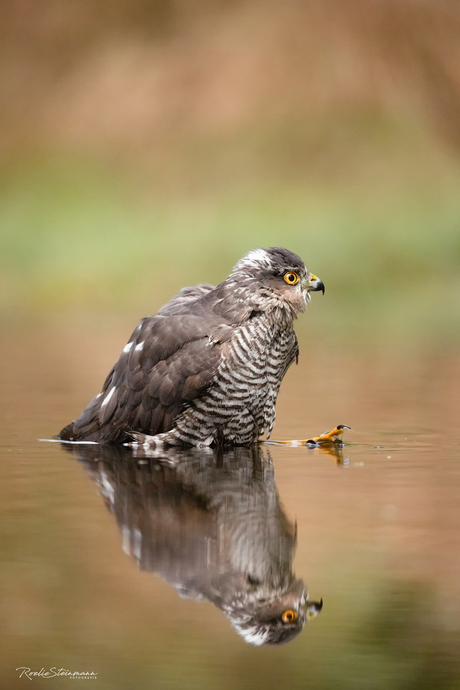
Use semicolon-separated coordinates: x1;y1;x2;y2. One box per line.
59;285;233;443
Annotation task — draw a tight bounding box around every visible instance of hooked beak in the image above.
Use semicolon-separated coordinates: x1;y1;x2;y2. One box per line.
307;274;325;294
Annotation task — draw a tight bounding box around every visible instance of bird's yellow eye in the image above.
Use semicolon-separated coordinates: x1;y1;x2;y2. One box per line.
281;609;298;624
283;272;299;285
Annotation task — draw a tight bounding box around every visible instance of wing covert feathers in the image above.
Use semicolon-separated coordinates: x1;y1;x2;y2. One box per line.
59;285;233;443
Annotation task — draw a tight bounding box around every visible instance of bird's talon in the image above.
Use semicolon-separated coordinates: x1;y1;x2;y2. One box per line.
310;424;351;445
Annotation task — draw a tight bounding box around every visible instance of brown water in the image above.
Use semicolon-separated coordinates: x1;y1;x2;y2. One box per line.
1;326;460;690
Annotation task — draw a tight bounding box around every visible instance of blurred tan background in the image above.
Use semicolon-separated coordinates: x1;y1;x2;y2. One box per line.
1;0;460;346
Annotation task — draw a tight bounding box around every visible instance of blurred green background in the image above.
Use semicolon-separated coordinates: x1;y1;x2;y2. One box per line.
1;0;460;345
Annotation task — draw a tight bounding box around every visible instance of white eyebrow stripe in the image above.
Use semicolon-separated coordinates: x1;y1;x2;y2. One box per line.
231;624;268;646
101;386;115;408
234;248;270;271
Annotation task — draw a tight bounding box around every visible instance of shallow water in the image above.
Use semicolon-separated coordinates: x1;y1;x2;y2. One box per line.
1;326;460;689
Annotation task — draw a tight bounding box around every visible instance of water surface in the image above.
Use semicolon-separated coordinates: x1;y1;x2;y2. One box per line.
1;326;459;689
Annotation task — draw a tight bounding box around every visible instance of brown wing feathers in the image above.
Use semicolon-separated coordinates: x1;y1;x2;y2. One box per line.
59;294;233;444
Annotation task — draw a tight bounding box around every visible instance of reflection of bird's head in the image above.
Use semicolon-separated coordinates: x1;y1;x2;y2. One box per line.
228;580;323;646
225;246;324;318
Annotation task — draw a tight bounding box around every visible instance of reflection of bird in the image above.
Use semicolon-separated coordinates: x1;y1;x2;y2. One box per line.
66;443;323;645
59;247;324;446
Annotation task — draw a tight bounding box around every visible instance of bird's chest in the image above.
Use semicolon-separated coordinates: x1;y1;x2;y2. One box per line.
220;317;296;407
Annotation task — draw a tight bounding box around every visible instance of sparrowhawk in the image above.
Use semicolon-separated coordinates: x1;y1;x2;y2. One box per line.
58;247;324;447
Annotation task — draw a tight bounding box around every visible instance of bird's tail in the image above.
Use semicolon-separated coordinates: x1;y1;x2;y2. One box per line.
57;422;76;441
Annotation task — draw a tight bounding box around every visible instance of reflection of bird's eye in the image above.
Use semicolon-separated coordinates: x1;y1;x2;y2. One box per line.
283;272;299;285
281;609;298;624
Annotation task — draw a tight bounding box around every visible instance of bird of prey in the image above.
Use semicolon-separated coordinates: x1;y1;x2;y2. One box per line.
58;247;324;447
66;443;323;645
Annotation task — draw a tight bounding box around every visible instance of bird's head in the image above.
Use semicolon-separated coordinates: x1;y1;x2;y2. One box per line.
228;580;323;646
229;247;324;318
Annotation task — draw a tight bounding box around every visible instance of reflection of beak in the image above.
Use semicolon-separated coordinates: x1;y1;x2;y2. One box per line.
306;599;323;620
308;274;325;294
